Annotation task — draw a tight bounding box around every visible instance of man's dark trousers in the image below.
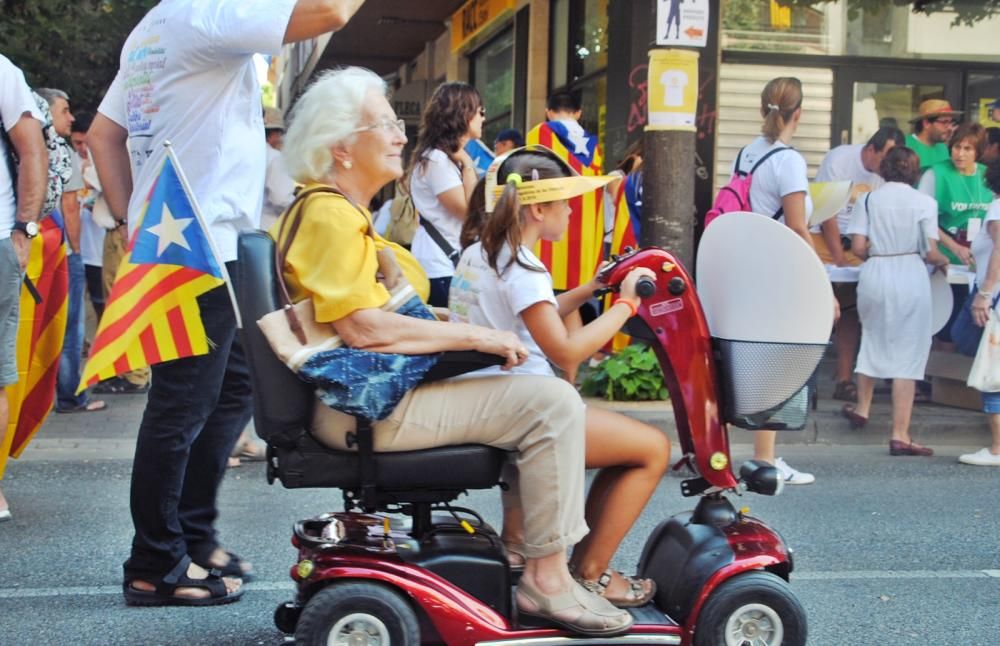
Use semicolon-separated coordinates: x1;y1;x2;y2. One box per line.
123;264;251;581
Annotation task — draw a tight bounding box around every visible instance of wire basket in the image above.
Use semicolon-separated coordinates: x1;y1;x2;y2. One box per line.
715;338;827;431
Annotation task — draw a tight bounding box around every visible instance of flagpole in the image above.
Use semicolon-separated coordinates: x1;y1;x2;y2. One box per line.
163;141;244;328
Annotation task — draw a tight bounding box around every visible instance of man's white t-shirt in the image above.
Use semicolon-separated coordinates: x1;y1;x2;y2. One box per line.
0;55;44;240
261;144;295;231
813;143;882;233
97;0;297;262
410;148;463;278
733;136;813;224
449;242;557;378
971;199;1000;295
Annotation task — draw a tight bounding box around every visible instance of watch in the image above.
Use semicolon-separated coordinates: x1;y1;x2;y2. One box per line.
11;220;39;239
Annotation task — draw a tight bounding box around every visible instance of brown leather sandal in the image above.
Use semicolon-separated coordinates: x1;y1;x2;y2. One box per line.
575;568;656;608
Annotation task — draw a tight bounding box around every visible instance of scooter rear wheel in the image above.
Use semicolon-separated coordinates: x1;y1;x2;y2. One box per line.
693;571;806;646
295;581;420;646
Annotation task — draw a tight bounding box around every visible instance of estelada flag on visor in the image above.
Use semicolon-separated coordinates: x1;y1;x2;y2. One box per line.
78;149;232;392
526;121;605;291
1;218;67;477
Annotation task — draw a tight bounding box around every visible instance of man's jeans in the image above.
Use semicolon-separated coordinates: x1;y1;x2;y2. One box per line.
56;252;86;410
123;270;252;581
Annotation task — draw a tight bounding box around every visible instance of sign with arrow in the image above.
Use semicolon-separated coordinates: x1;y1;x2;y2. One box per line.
656;0;709;48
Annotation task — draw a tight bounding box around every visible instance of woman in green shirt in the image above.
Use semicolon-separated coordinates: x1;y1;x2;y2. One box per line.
918;123;991;341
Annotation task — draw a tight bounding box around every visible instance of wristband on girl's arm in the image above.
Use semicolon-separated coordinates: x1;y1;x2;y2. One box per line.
614;298;638;317
978;288;993;298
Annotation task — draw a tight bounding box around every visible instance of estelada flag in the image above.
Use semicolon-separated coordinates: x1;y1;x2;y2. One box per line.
1;218;67;477
610;172;641;258
78;153;226;392
526;121;605;290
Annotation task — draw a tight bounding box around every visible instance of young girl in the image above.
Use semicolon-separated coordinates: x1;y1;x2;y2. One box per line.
450;146;670;608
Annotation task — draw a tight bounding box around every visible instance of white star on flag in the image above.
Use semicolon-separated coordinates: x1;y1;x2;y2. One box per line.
146;203;193;256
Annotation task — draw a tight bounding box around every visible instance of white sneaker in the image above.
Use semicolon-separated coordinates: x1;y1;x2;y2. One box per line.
958;448;1000;466
774;457;815;485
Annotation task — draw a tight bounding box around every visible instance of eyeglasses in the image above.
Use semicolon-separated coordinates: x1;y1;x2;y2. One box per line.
933;118;956;127
354;118;406;135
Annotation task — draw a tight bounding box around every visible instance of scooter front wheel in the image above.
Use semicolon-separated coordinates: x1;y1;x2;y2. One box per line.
295;581;420;646
693;571;806;646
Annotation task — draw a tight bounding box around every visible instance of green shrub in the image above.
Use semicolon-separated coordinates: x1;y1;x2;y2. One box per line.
580;344;669;402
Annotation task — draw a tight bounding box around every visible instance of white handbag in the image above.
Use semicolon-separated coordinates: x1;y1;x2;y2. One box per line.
966;307;1000;392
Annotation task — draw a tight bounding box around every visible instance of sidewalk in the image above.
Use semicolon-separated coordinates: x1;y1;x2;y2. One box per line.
12;357;992;463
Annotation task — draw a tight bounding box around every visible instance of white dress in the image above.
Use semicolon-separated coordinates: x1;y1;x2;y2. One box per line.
847;182;938;379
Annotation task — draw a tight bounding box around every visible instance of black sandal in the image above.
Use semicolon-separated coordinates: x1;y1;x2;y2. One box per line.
123;555;243;607
194;550;255;582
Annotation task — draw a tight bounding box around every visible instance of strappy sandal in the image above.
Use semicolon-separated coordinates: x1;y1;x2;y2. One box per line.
832;380;858;403
504;543;526;573
516;578;633;637
123;555;243;607
194;550;255;582
575;568;656;608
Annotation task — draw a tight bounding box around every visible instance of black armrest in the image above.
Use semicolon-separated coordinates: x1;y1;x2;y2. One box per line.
420;351;506;383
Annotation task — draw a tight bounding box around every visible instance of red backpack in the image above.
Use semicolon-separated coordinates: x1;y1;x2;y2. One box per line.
704;146;790;229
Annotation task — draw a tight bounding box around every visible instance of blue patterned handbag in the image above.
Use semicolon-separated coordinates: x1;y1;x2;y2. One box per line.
257;186;440;421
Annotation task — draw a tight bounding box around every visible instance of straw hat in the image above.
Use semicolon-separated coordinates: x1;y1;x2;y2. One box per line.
909;99;962;123
483;145;615;214
263;107;285;130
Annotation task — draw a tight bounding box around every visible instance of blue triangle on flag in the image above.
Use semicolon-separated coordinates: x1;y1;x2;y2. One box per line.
130;157;223;279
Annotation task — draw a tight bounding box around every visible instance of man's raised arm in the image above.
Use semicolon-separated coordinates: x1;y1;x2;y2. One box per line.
283;0;366;44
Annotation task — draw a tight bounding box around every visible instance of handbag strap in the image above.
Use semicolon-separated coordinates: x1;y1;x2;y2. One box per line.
273;185;375;343
418;215;460;266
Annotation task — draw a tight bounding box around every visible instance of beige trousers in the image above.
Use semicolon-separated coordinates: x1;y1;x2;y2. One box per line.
102;229;150;386
313;374;588;558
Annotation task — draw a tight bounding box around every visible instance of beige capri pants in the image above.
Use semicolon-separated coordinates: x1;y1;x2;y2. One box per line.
313;374;588;558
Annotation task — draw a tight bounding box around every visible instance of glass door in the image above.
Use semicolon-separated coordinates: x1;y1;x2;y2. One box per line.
833;66;961;146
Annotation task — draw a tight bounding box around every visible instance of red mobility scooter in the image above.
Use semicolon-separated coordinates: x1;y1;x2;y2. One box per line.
236;233;823;646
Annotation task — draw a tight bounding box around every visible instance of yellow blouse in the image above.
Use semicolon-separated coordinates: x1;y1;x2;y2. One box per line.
269;183;430;323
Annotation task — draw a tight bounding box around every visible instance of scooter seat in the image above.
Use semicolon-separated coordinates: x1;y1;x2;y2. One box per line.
235;231;506;495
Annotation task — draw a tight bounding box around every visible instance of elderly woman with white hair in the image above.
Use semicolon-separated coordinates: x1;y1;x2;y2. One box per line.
270;67;633;637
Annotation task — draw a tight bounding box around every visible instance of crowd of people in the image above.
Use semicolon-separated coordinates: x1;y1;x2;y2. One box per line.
1;0;998;636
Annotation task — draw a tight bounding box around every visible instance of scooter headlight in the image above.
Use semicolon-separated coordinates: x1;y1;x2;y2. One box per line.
739;460;784;496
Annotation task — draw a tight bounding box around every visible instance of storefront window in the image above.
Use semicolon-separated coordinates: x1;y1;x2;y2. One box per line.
721;0;1000;62
471;28;515;146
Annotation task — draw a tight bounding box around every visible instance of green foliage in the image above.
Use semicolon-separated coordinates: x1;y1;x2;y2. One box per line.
776;0;1000;26
0;0;158;114
722;0;764;31
580;344;669;402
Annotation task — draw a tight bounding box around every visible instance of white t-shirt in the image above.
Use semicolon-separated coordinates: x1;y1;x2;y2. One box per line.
410;148;463;278
813;143;883;233
261;143;295;231
971;199;1000;294
732;136;813;224
449;242;557;378
97;0;297;262
0;55;44;240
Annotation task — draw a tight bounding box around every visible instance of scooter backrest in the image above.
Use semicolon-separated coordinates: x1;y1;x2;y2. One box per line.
236;231;313;441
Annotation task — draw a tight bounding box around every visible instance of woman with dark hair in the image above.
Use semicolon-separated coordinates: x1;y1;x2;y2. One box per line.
918;122;992;342
406;82;486;306
842;146;949;455
950;159;1000;467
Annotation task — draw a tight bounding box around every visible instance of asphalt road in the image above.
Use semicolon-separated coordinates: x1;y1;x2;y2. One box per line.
0;444;997;645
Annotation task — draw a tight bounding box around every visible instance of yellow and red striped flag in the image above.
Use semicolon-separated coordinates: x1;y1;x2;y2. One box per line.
1;218;68;476
78;151;229;392
526;121;605;291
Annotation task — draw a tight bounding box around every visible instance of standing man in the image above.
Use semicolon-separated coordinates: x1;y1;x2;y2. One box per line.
88;0;366;605
70;115;107;321
812;126;904;404
261;107;295;231
0;55;48;522
36;89;106;414
907;99;961;172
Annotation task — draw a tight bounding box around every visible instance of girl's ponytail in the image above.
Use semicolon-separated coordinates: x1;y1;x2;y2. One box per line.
481;178;523;274
760;77;803;142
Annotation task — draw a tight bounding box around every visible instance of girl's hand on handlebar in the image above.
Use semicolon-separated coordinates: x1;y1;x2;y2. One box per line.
618;267;656;306
477;328;529;370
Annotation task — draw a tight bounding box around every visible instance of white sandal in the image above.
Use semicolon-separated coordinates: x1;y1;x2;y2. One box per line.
516;577;634;637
